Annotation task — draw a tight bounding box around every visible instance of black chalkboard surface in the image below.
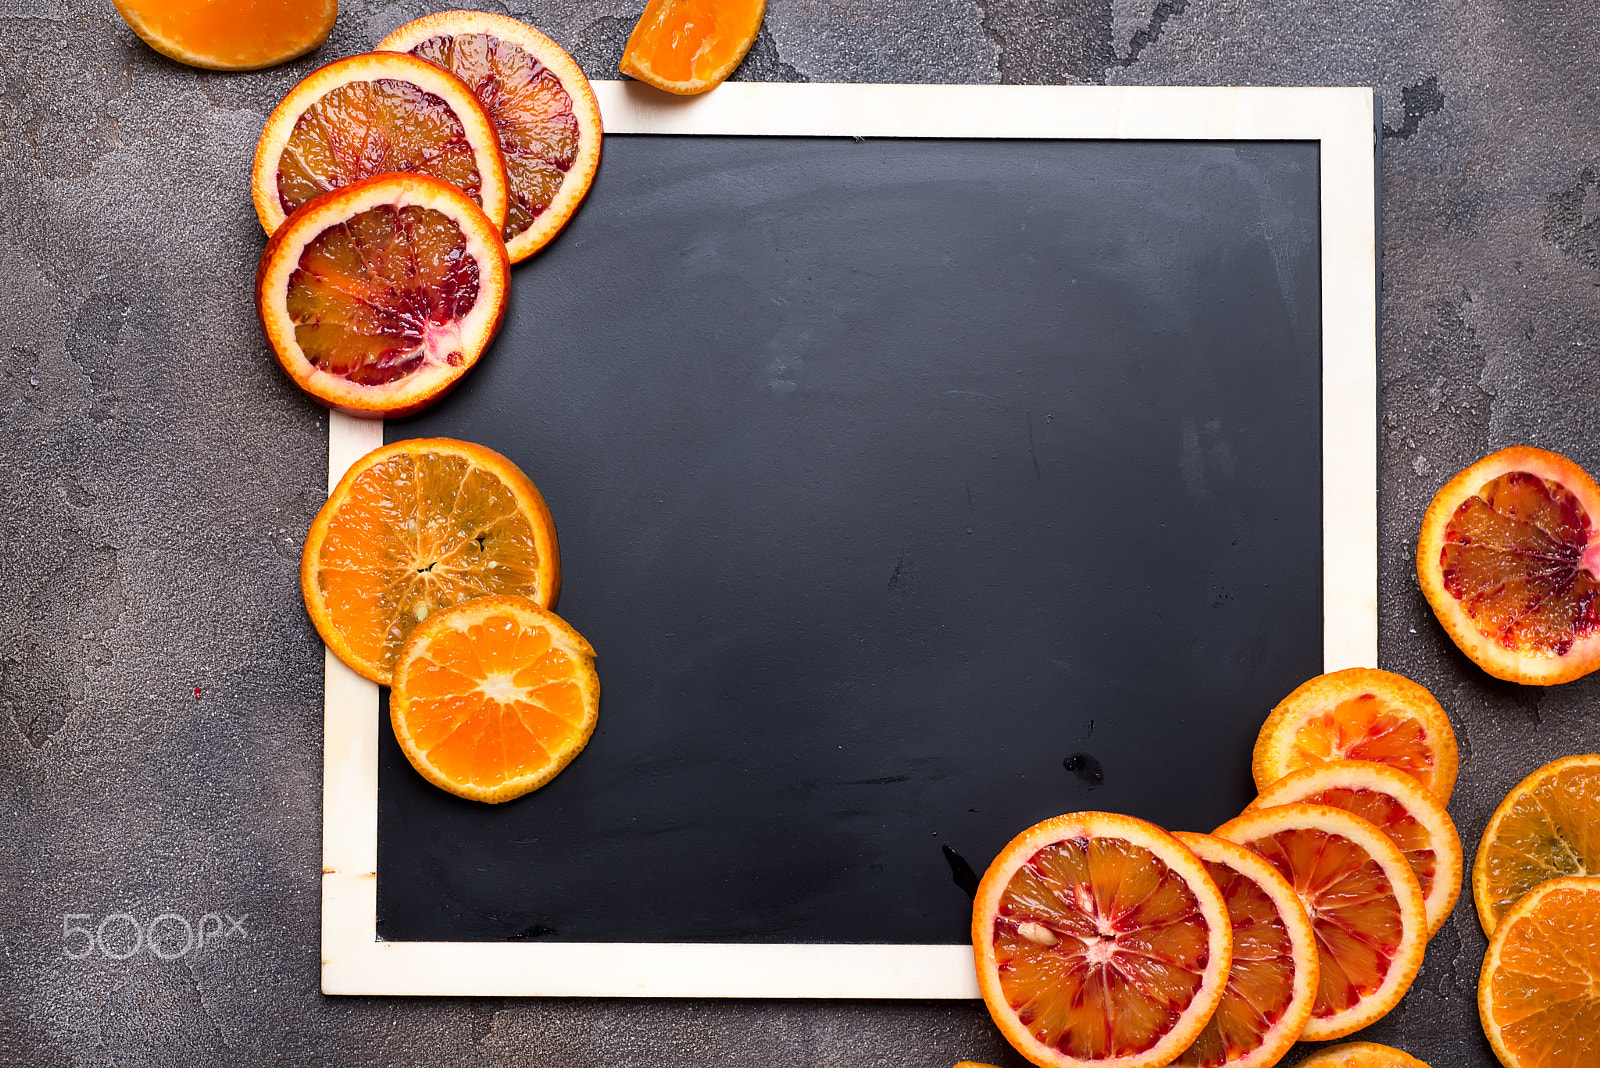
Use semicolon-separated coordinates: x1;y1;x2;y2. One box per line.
376;134;1324;946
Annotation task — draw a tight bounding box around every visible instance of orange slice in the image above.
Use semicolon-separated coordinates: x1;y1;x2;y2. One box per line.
251;50;509;236
1252;668;1458;802
1248;760;1462;938
391;594;598;802
256;172;509;416
113;0;335;70
378;11;603;264
1214;804;1426;1041
619;0;767;95
1417;446;1600;685
301;437;559;685
1170;832;1319;1068
1479;876;1600;1068
1472;753;1600;936
972;811;1232;1068
1290;1043;1433;1068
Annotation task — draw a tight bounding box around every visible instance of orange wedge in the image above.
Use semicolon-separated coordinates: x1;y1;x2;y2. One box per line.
301;437;559;685
1473;753;1600;936
378;11;603;263
256;173;509;416
1418;446;1600;685
1290;1043;1433;1068
251;50;509;236
113;0;335;70
1252;668;1458;801
1215;804;1426;1041
391;594;598;802
972;811;1233;1068
1171;832;1319;1068
1478;876;1600;1068
619;0;767;95
1248;760;1462;938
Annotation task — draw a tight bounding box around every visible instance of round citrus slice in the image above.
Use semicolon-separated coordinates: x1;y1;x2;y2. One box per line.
1214;804;1426;1041
1479;876;1600;1068
1417;446;1600;685
301;437;559;685
1248;760;1462;938
1290;1043;1432;1068
1252;668;1458;802
378;11;603;264
251;50;509;236
113;0;335;70
1170;832;1319;1068
619;0;767;95
256;172;510;416
972;811;1232;1068
1473;753;1600;936
391;594;598;802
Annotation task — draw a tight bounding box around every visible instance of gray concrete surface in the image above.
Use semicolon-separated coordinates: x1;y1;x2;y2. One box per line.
2;0;1598;1064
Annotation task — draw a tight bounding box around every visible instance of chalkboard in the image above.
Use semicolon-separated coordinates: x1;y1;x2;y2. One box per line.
376;133;1325;944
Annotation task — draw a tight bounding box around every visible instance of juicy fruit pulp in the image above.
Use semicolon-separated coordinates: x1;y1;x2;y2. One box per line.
1285;696;1436;785
406;32;580;244
1475;754;1600;934
1440;471;1600;656
277;77;487;220
113;0;334;70
992;836;1214;1059
620;0;767;94
286;203;479;386
1480;878;1600;1068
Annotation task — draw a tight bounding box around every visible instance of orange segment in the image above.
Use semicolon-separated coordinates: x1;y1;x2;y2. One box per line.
1171;833;1319;1068
1478;876;1600;1068
379;11;604;263
972;812;1232;1068
391;594;598;802
1472;754;1600;936
1418;446;1600;684
1248;760;1463;938
1252;668;1458;801
113;0;335;70
619;0;767;95
1290;1043;1433;1068
1215;804;1426;1042
300;437;559;684
251;51;509;236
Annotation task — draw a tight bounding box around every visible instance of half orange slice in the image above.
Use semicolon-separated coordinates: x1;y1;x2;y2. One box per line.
113;0;336;70
972;811;1233;1068
1472;753;1600;935
1290;1043;1433;1068
1478;876;1600;1068
620;0;767;95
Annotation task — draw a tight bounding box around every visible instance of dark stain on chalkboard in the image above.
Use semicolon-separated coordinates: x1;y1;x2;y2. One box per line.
1064;752;1105;787
942;845;980;899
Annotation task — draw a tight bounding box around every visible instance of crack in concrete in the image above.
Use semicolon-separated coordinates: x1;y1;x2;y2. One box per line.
1115;0;1186;67
1543;167;1600;271
1383;75;1445;140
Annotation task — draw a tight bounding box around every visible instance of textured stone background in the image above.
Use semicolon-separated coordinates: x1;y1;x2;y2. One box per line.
2;0;1598;1064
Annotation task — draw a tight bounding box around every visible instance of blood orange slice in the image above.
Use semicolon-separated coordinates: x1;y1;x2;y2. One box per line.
1170;832;1319;1068
256;172;509;416
251;50;509;236
1472;753;1600;936
1290;1043;1433;1068
113;0;335;70
378;11;603;264
1248;761;1462;938
620;0;767;95
1478;876;1600;1068
391;594;598;802
301;437;559;685
972;812;1232;1068
1417;446;1600;685
1214;804;1426;1041
1252;668;1458;802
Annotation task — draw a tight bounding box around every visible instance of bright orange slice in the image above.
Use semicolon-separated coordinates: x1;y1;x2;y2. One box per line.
378;11;603;263
619;0;767;95
1249;760;1462;938
256;172;509;415
972;811;1232;1068
1252;668;1458;801
1214;804;1426;1041
1290;1043;1433;1068
1473;753;1600;936
1479;876;1600;1068
113;0;335;70
391;594;597;802
251;50;509;236
301;437;559;685
1418;446;1600;685
1170;832;1319;1068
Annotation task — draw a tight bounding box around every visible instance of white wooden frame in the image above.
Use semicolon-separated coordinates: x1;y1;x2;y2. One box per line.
321;81;1379;997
